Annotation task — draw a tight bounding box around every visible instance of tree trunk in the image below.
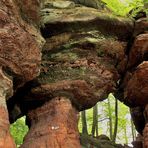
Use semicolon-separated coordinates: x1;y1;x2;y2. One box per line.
131;119;135;142
81;110;88;135
124;126;128;144
21;97;81;148
107;97;113;141
113;98;118;143
91;104;98;137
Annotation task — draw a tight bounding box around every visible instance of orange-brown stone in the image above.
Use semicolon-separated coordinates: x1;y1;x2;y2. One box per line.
125;61;148;106
128;33;148;69
0;0;44;90
21;97;81;148
0;107;16;148
143;123;148;148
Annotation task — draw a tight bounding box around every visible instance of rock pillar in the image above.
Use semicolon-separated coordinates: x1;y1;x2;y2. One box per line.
0;69;16;148
21;97;81;148
143;105;148;148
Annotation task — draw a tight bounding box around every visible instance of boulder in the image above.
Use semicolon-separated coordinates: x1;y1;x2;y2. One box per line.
127;33;148;69
125;61;148;106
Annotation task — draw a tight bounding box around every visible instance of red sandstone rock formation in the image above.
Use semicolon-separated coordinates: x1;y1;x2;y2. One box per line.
15;3;134;147
21;97;80;148
0;0;44;147
0;69;15;148
0;0;148;147
143;105;148;148
125;61;148;106
0;0;44;90
121;26;148;147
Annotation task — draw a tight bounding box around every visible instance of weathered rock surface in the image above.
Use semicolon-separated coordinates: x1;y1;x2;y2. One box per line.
125;61;148;106
41;6;133;40
0;0;44;91
27;31;126;111
43;0;109;10
80;134;129;148
127;33;148;69
130;107;145;134
134;18;148;37
4;3;135;147
21;97;80;148
143;123;148;148
132;134;143;148
1;0;148;147
0;0;43;147
15;0;41;24
115;27;148;104
0;69;16;148
116;20;148;147
20;4;133;111
7;4;134;122
43;0;76;9
143;105;148;148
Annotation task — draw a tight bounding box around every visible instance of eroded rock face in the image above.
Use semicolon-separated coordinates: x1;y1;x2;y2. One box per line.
37;32;125;110
134;18;148;37
130;107;145;134
2;0;148;147
15;0;41;24
127;33;148;69
41;5;133;40
0;0;44;147
6;4;135;148
116;22;148;147
0;69;15;148
23;36;125;112
132;134;143;148
143;105;148;148
143;124;148;148
21;97;80;148
143;104;148;148
20;4;133;111
125;61;148;106
0;0;44;91
115;27;148;106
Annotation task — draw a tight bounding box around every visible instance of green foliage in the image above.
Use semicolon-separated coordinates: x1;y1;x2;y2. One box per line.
79;94;136;145
10;116;28;147
102;0;145;16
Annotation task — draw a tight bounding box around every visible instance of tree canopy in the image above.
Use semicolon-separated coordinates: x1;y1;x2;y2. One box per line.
102;0;146;16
